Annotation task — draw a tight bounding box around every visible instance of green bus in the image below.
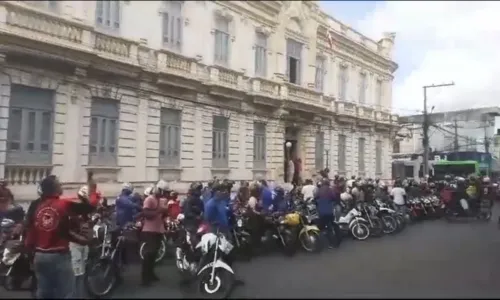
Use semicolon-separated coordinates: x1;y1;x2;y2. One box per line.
433;160;480;179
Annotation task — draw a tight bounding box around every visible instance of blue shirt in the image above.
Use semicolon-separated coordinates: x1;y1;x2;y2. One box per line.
201;188;212;204
261;187;273;210
204;197;229;229
315;186;336;216
116;192;141;228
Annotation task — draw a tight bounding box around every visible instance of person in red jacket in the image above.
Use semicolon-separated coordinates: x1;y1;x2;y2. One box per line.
24;175;94;299
166;191;181;220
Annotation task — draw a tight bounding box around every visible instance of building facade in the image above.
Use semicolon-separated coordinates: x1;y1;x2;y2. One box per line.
0;1;398;199
395;107;500;155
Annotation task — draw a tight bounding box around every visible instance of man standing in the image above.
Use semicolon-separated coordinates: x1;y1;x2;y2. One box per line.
390;180;407;214
287;158;295;184
315;179;341;248
139;180;169;286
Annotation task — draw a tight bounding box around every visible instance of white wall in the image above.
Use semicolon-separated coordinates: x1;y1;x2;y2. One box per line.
0;1;398;199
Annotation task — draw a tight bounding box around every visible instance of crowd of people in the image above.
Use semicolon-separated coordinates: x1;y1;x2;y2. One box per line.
0;169;498;299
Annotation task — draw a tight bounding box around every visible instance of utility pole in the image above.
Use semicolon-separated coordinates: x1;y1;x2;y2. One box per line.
453;119;460;151
422;82;455;177
484;126;490;176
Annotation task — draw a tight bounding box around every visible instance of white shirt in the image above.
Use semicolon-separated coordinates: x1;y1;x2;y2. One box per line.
301;185;317;201
390;187;406;205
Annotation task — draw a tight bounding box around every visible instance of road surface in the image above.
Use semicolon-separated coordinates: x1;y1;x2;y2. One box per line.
5;214;500;298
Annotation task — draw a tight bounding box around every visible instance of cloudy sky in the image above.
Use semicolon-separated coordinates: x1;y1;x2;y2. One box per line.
320;1;500;116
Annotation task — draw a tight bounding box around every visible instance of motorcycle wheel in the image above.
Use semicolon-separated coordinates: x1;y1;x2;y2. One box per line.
197;267;235;299
478;210;492;221
281;229;298;256
394;214;406;232
381;215;398;234
298;229;321;253
84;258;119;298
350;221;370;241
139;239;167;263
369;217;384;237
3;275;23;291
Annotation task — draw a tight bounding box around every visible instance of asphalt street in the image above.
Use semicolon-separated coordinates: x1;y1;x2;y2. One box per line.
4;211;500;299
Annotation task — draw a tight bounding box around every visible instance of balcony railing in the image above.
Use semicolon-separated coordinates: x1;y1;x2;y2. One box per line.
157;50;197;78
375;110;391;123
1;2;139;63
286;83;322;106
207;66;244;91
250;78;280;99
357;104;375;120
5;165;52;185
2;2;86;47
336;101;357;117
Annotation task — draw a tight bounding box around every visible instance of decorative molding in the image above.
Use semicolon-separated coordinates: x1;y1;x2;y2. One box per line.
214;8;233;22
255;25;272;36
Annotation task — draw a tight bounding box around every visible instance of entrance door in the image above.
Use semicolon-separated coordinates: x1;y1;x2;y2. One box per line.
284;127;299;183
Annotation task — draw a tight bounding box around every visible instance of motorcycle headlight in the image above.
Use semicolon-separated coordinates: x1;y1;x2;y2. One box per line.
237;219;243;227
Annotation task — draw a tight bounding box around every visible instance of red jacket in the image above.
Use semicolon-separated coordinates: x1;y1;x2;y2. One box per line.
166;199;181;220
25;196;94;253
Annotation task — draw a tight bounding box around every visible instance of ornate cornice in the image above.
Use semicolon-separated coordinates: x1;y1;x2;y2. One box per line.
215;1;278;28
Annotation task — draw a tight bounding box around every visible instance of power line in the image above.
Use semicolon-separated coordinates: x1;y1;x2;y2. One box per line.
422;82;455;177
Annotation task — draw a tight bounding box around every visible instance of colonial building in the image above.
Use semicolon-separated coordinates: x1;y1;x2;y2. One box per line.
0;1;398;199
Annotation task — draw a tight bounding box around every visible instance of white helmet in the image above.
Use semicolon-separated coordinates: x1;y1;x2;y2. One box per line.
156;179;169;192
144;185;154;197
379;182;386;189
483;176;491;183
78;185;89;198
122;182;133;192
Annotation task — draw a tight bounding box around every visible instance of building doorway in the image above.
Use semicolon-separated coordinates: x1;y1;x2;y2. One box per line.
284;127;299;183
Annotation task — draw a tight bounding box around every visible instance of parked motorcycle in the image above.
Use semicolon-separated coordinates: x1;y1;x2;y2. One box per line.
336;204;371;241
85;220;134;298
358;203;385;237
261;212;299;256
175;216;211;279
375;199;406;233
371;200;399;234
230;211;253;260
0;226;36;297
195;229;235;299
295;201;322;253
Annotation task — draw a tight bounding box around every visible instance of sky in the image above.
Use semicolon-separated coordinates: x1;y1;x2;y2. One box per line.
320;1;500;116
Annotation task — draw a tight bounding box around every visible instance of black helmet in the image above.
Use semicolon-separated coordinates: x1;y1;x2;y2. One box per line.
189;182;203;192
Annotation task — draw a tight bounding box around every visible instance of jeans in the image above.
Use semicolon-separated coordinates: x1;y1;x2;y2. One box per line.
34;252;74;299
334;204;342;222
69;242;89;298
395;204;406;215
318;214;340;247
141;232;162;283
